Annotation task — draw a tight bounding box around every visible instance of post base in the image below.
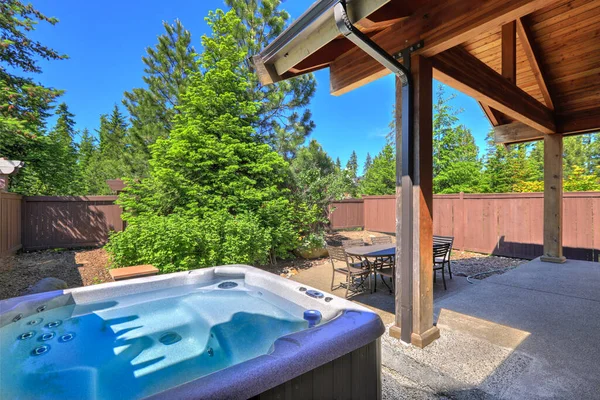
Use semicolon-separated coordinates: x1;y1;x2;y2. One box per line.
388;325;440;348
540;255;566;264
411;326;440;348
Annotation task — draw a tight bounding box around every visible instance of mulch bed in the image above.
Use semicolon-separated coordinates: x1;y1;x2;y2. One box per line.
0;248;113;300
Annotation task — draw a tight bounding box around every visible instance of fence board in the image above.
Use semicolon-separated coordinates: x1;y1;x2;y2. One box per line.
330;192;600;261
0;192;23;257
22;196;123;250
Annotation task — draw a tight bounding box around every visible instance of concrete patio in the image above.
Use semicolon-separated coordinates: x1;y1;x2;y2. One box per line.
293;257;600;399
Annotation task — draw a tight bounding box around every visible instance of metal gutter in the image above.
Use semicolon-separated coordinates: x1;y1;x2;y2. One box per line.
334;0;415;345
260;0;341;63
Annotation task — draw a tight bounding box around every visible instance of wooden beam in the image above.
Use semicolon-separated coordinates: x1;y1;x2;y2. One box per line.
516;17;555;110
540;134;566;263
431;47;556;133
494;121;544;144
389;55;438;348
330;0;561;95
481;103;502;126
502;21;517;84
556;108;600;135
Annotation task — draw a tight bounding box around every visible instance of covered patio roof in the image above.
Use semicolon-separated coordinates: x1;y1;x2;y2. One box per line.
253;0;599;348
254;0;600;141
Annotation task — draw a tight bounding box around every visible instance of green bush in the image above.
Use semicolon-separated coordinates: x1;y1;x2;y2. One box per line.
106;210;293;273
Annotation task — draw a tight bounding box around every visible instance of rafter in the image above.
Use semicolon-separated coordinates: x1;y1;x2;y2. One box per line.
431;47;555;133
502;21;517;84
516;17;555;110
480;103;504;126
329;0;561;95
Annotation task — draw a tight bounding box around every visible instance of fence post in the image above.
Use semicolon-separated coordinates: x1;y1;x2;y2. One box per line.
459;192;465;251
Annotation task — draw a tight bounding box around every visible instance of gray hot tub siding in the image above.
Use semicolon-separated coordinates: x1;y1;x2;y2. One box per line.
0;265;385;399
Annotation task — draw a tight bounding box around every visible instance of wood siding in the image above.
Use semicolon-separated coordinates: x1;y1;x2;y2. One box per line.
21;196;123;251
330;192;600;261
0;192;23;257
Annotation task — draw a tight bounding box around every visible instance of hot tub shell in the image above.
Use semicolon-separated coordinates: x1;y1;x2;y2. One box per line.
0;265;385;400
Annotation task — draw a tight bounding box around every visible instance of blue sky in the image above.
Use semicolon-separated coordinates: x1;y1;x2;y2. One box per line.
30;0;492;172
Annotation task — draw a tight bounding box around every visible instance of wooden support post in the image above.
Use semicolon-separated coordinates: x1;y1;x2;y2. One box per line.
390;55;439;348
540;134;566;263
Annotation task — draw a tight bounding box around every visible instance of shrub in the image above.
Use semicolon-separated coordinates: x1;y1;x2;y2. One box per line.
106;210;285;273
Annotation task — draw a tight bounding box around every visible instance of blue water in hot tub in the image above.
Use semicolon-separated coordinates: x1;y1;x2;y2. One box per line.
0;279;308;399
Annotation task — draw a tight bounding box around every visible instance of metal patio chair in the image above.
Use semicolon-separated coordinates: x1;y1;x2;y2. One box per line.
370;236;392;245
341;239;365;248
433;242;452;290
433;235;454;279
370;236;394;292
327;245;370;298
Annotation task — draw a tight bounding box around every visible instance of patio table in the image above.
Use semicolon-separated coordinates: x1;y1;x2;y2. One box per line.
345;244;396;293
345;243;446;293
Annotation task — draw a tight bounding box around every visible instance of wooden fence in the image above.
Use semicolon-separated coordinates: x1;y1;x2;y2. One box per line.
21;196;123;251
330;192;600;261
0;192;23;257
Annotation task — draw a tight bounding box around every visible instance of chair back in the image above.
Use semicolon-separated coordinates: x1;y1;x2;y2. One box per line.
433;242;451;260
327;245;347;265
371;236;392;245
433;235;454;260
342;239;365;248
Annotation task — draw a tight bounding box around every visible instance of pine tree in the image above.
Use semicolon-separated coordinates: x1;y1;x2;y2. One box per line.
46;103;81;194
111;10;299;269
359;144;395;195
123;20;196;177
363;153;373;175
0;0;67;194
335;157;342;170
77;128;100;194
225;0;316;160
432;85;482;193
346;151;358;178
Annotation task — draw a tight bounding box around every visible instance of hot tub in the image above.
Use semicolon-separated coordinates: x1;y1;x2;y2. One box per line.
0;265;384;399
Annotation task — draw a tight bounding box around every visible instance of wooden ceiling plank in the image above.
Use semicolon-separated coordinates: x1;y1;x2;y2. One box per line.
330;0;561;95
530;0;600;31
557;107;600;134
516;17;555;110
431;46;555;133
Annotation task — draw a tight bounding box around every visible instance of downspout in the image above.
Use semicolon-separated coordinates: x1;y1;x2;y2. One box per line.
334;1;415;344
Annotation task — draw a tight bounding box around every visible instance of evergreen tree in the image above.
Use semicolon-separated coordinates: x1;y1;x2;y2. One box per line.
78;128;100;194
81;105;131;194
123;20;196;177
45;103;81;194
346;150;358;178
0;0;67;194
335;157;342;170
359;144;395;195
483;132;531;193
432;85;482;193
363;152;373;175
226;0;316;160
291;140;353;221
109;10;300;270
